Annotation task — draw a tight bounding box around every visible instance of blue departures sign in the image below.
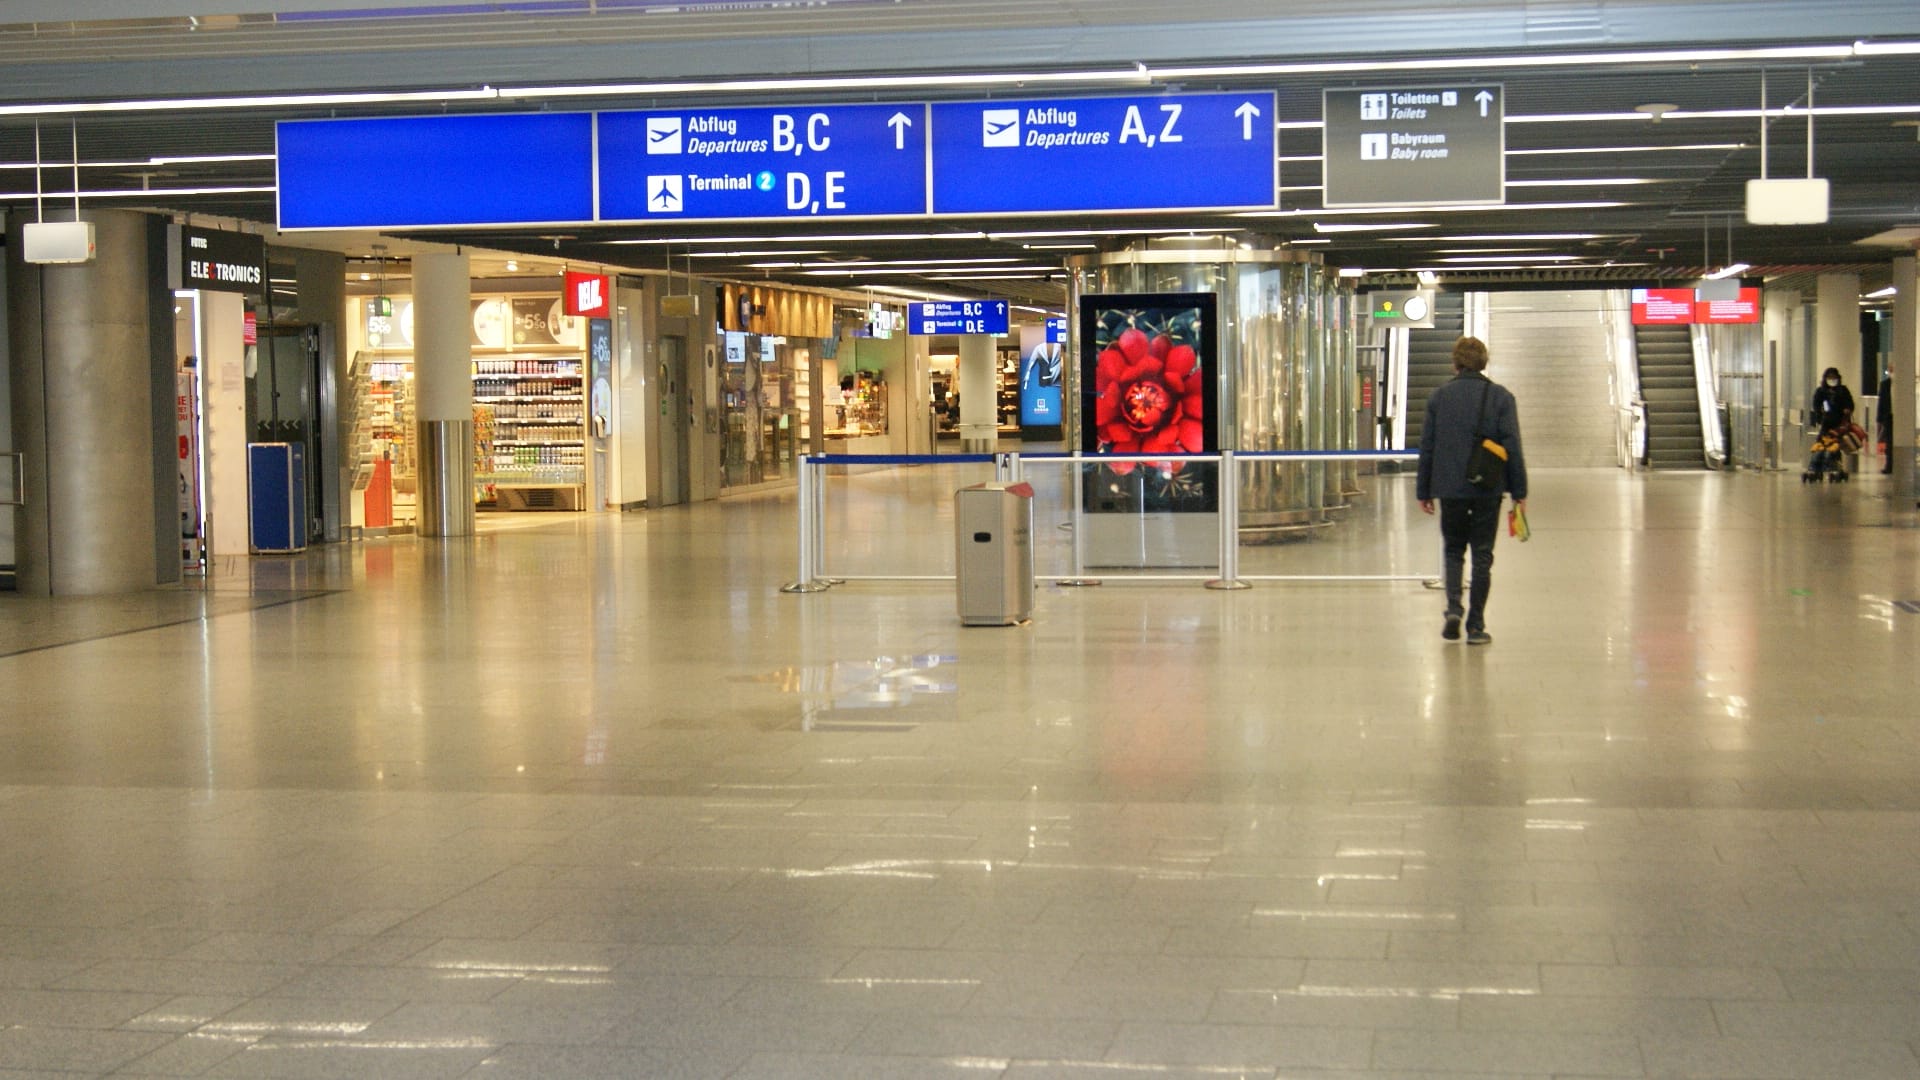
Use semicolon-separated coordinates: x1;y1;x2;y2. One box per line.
908;300;1009;336
598;105;928;222
930;92;1276;215
276;113;595;229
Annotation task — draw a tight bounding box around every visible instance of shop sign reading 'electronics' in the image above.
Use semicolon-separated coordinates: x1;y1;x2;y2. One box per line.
274;92;1278;230
167;225;265;295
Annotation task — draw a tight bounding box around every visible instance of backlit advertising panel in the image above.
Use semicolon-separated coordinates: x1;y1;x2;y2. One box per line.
1017;324;1062;430
1079;293;1219;513
1695;287;1760;324
1631;287;1696;325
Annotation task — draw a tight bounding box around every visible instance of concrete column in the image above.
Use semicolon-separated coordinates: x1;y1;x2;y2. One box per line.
5;209;161;595
1816;271;1862;397
957;334;997;453
1892;256;1916;499
412;251;473;537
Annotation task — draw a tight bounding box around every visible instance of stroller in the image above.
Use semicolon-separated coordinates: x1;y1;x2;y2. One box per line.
1803;426;1856;483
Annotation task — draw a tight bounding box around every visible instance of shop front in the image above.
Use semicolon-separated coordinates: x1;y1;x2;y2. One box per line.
343;260;628;524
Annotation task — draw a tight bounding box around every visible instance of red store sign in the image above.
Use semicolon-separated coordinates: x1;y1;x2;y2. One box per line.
564;271;612;318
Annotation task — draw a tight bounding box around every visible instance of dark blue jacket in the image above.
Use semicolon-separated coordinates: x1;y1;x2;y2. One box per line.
1416;372;1528;501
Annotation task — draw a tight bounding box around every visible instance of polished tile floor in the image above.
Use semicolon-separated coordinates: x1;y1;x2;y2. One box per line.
1;466;1917;1079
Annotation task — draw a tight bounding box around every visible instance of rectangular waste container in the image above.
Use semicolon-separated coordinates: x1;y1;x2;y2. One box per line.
248;442;306;554
955;481;1034;626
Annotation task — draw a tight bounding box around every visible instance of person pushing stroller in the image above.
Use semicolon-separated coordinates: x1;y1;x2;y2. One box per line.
1803;367;1856;484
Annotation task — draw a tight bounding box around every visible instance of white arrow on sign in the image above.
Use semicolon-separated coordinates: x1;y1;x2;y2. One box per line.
888;111;914;150
1474;90;1494;118
1234;100;1263;140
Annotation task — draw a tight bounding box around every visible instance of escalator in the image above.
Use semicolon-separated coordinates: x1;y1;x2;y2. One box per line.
1634;324;1705;469
1402;291;1467;449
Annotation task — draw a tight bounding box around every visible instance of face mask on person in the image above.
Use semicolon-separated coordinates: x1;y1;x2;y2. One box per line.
1826;378;1840;387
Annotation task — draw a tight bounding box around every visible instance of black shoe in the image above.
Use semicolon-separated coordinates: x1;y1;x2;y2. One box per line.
1466;628;1492;646
1443;613;1462;641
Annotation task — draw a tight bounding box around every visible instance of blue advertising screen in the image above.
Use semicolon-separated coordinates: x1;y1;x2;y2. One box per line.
276;113;595;229
1018;325;1063;429
930;92;1277;215
598;104;929;222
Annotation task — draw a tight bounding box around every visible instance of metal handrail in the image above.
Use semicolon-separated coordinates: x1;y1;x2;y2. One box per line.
781;449;1434;594
2;451;22;507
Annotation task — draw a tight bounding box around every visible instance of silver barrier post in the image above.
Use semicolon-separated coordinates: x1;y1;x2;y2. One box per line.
813;455;843;585
1059;451;1102;587
781;456;829;594
1206;450;1251;590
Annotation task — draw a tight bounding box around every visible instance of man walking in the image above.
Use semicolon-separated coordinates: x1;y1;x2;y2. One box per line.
1416;336;1528;646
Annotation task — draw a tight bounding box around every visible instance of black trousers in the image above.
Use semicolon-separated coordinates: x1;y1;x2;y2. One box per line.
1440;496;1503;631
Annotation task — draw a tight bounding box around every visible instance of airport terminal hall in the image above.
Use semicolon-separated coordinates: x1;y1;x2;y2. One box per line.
6;2;1920;1078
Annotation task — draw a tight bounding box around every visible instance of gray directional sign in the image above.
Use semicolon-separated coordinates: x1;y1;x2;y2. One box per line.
1322;84;1504;208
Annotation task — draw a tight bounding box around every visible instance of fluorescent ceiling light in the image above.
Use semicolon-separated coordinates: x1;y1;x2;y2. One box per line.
1506;143;1743;155
500;67;1149;100
797;266;1055;277
920;273;1057;280
751;257;1028;269
1865;285;1898;298
1704;262;1751;279
1436;254;1583;263
1243;201;1629;219
0;153;277;171
1852;40;1920;56
0;87;498;117
865;285;971;302
1433;247;1560;254
1288;238;1332;244
1;185;274;199
684;249;830;258
1337;268;1367;277
609;231;987;245
1314;222;1436;233
1022;243;1098;250
987;227;1218;240
1393;232;1607;241
1507;178;1671;187
1148;42;1854;80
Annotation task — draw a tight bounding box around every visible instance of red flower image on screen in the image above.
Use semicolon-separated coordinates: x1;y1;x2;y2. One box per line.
1092;310;1204;474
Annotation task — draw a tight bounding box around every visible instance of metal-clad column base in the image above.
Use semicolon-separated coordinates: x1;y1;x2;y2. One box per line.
416;420;475;537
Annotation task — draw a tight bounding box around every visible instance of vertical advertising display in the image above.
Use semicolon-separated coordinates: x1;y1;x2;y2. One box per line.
1017;324;1063;431
1079;293;1219;512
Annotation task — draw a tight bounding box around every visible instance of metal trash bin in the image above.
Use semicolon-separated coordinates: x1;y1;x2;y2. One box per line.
955;481;1034;626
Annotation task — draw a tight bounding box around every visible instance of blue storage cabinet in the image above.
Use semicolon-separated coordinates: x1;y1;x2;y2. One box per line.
247;442;306;554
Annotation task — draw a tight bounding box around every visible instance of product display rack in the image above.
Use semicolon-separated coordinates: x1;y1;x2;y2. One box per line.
473;355;587;509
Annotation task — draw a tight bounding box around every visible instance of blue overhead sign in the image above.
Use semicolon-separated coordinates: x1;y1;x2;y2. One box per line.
275;92;1279;230
598;104;927;222
277;113;595;230
1046;317;1068;343
908;300;1009;336
930;92;1276;215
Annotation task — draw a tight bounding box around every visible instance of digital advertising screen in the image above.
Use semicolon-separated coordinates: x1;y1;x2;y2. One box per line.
1078;293;1220;513
1017;324;1063;430
1696;287;1760;324
1630;287;1697;325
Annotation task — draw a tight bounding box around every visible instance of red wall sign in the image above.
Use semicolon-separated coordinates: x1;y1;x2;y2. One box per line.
564;271;612;318
1695;287;1760;324
1630;288;1696;325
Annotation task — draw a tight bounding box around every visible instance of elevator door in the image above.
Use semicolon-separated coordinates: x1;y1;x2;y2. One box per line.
250;326;326;540
656;336;691;507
